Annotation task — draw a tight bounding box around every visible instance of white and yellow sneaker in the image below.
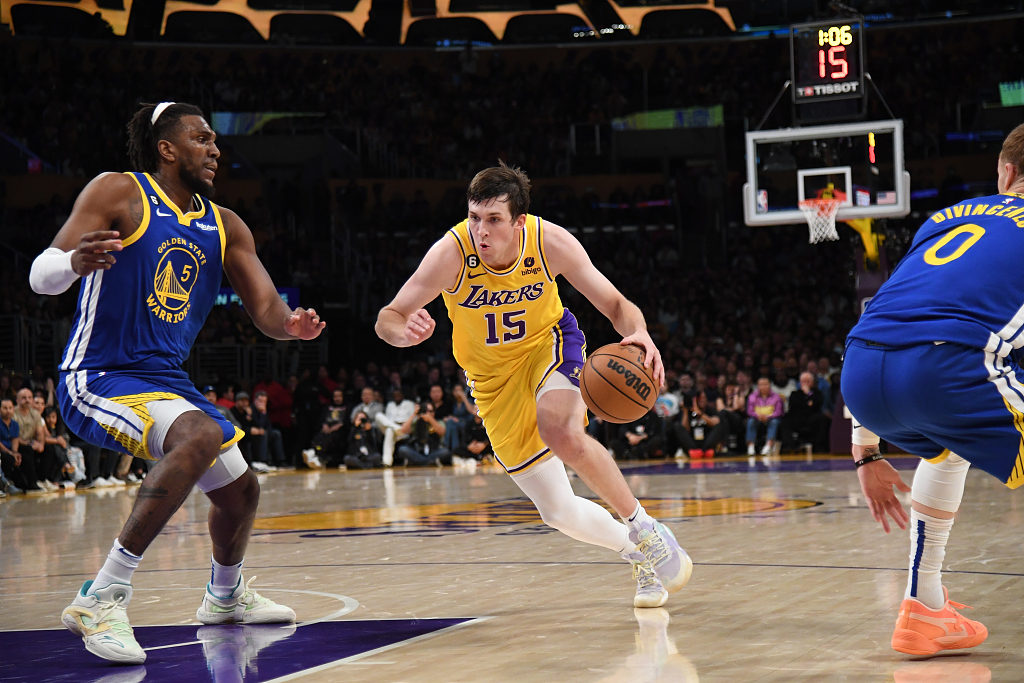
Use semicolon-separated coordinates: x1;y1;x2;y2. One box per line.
61;581;146;664
197;576;296;625
632;560;669;608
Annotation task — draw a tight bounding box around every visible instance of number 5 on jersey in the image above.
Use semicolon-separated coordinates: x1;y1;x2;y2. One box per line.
485;310;527;346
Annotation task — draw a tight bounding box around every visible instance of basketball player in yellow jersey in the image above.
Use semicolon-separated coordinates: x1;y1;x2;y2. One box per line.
376;162;692;608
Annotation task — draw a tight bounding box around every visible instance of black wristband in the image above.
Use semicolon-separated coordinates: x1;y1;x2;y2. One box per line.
854;452;885;468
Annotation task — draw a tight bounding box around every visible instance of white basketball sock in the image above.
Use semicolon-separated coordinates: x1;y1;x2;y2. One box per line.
211;557;244;596
622;500;653;529
92;538;142;591
512;456;631;553
905;509;953;610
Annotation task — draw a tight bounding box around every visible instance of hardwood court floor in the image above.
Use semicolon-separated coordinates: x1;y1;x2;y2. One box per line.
1;455;1021;683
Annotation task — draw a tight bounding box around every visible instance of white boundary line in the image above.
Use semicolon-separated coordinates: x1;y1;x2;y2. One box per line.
262;617;492;682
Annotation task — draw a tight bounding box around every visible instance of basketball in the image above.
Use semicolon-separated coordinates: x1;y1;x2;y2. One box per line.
580;343;657;423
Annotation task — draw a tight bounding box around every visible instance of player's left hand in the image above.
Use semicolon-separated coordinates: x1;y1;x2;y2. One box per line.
285;307;326;340
620;331;665;389
857;458;911;533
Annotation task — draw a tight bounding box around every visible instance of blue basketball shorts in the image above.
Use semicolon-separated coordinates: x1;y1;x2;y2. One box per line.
58;369;246;490
842;339;1024;489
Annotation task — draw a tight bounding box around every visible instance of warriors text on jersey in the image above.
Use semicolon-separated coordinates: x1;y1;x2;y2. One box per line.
56;172;243;460
60;172;226;373
850;193;1024;355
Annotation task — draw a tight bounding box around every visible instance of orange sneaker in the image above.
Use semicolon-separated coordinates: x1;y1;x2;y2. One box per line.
891;589;987;656
703;449;715;459
688;449;703;459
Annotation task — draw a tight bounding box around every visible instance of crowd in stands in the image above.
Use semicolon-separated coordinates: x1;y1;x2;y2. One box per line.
0;328;842;496
592;358;837;462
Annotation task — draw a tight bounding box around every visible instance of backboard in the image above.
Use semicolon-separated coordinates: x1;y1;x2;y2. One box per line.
743;119;910;226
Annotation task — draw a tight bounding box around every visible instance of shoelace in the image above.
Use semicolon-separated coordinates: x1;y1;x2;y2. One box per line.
636;528;670;568
91;595;134;637
946;599;976;628
238;576;269;607
632;561;659;590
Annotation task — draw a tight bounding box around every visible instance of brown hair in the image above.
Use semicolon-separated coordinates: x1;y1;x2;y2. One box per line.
1000;123;1024;171
467;160;531;220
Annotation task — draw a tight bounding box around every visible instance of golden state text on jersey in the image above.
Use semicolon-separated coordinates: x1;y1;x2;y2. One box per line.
60;172;228;373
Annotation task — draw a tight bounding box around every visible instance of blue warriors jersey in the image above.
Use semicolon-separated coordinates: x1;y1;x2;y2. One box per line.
60;172;227;373
849;192;1024;356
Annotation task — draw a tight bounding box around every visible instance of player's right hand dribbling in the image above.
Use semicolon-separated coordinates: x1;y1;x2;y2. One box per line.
72;230;122;276
405;309;435;345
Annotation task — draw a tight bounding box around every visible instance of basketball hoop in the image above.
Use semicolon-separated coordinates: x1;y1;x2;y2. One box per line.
798;198;842;244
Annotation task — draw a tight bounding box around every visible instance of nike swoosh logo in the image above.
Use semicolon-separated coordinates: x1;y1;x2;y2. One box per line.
156;209;172;217
467;272;486;279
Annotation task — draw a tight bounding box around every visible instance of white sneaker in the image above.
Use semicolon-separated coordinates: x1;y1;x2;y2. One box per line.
37;480;58;492
760;443;772;456
301;449;322;470
110;477;127;488
197;576;297;625
673;448;685;459
631;560;668;608
61;581;146;664
250;461;271;473
747;443;755;456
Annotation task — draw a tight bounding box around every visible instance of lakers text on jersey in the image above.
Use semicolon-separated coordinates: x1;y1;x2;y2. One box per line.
441;216;585;474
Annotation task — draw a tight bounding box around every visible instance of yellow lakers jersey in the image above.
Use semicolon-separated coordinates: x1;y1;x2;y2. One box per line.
441;215;564;379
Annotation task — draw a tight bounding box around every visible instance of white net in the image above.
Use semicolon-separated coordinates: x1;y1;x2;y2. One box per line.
798;198;842;244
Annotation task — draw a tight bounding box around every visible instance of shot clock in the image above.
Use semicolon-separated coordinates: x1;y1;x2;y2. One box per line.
790;19;865;103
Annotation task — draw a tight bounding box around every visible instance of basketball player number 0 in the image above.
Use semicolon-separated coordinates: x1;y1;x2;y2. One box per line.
923;224;985;266
484;310;527;346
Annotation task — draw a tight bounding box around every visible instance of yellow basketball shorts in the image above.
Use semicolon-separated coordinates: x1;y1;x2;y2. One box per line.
469;309;586;474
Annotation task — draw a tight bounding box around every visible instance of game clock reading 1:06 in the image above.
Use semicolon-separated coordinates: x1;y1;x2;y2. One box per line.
790;20;864;102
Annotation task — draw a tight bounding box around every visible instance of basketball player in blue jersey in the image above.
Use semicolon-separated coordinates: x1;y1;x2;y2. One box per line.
376;162;692;609
28;102;324;664
842;123;1024;656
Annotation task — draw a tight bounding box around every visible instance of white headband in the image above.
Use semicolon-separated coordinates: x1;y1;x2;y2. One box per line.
151;102;176;125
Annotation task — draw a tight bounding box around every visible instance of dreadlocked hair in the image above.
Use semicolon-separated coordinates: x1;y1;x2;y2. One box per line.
126;102;205;173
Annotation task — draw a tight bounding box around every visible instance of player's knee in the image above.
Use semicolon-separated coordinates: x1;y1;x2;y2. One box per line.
238;469;261;511
165;412;223;466
538;417;586;460
186;418;224;466
536;500;572;531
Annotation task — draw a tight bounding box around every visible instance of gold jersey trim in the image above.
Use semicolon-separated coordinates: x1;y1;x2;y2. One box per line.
122;173;151;248
144;173;205;226
211;202;227;262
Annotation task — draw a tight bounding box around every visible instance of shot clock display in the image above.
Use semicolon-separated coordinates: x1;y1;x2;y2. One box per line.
790;19;864;103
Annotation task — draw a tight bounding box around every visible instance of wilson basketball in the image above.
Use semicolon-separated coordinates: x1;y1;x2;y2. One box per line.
580;343;657;423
